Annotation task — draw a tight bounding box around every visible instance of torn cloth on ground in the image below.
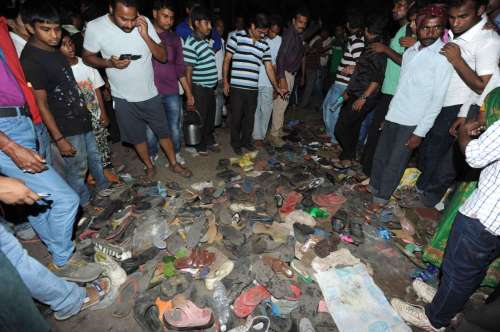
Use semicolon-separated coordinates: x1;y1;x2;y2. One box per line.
315;264;411;332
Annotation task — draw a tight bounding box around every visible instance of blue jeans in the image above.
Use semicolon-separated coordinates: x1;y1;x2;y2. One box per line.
147;94;182;156
57;131;109;206
359;110;374;144
34;122;51;164
253;86;274;140
0;223;85;319
0;115;79;266
426;213;500;328
322;83;347;143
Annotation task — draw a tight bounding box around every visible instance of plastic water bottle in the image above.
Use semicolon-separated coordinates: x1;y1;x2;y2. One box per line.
212;281;230;331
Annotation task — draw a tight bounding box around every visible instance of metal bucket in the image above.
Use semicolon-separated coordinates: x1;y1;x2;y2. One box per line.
183;110;203;146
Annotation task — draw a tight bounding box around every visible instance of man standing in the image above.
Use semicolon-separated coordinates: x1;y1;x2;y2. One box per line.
322;14;364;145
223;14;285;155
361;0;416;175
147;0;195;166
333;15;388;168
392;90;500;332
369;6;452;210
415;0;500;207
253;15;282;148
175;0;222;52
300;28;331;109
269;8;309;147
183;6;219;156
83;0;192;178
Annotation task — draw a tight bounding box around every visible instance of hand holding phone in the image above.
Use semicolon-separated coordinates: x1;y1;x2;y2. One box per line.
119;54;142;60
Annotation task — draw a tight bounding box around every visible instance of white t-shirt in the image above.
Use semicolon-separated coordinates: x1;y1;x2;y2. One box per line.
9;32;27;57
258;35;282;88
215;38;225;81
83;14;161;102
70;57;105;117
444;17;500;107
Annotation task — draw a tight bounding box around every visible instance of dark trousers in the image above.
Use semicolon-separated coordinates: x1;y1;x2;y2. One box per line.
0;252;50;332
370;121;416;203
426;213;500;328
416;105;461;206
229;87;258;149
335;95;378;160
361;94;393;175
192;84;216;151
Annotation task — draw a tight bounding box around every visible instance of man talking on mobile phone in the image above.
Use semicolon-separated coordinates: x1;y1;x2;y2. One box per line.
82;0;193;179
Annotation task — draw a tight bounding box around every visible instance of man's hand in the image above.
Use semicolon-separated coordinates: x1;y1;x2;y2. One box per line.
2;142;46;173
278;78;288;92
461;120;484;137
56;138;77;157
109;56;131;69
341;65;355;76
440;43;462;65
368;42;389;54
399;36;417;48
223;80;230;96
352;98;365;111
186;93;195;111
0;177;40;205
449;117;466;137
135;15;149;41
405;134;422;149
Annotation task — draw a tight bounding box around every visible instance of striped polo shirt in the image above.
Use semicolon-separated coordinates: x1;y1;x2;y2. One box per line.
183;35;218;88
335;34;364;86
226;30;272;90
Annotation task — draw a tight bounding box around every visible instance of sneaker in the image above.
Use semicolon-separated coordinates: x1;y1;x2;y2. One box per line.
391;298;444;331
150;154;159;165
413;279;437;303
176;153;186;165
48;254;104;283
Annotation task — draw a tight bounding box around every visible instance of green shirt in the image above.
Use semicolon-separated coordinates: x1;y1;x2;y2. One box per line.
329;45;344;75
381;24;407;95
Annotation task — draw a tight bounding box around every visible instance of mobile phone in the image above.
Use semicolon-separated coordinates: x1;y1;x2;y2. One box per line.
119;54;142;60
37;193;51;197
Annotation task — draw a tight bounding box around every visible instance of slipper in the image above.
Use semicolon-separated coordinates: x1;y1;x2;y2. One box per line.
133;290;164;332
261;256;294;278
205;260;235;290
279;191;303;214
252;222;289;244
186;221;205;249
113;258;159;318
160;274;191;299
163;295;214;330
311;193;346;208
54;277;111;320
200;211;222;244
170;164;193;178
233;284;272;318
332;159;354;170
220;225;246;246
228;316;271;332
174;249;215;270
348;222;364;244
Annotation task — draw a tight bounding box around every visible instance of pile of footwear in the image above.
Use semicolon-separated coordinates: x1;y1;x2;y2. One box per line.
70;121;434;331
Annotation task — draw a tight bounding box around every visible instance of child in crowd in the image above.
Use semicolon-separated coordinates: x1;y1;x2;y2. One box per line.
59;31;118;183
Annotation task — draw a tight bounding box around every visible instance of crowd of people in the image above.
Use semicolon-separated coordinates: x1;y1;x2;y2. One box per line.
0;0;499;330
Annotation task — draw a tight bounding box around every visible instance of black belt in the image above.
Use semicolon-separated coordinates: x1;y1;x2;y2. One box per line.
0;106;29;118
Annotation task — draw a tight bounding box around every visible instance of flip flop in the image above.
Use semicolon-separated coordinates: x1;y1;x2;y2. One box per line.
163;296;214;330
233;284;272;318
170;164;193;178
279;191;303;214
261;256;294;278
174;249;215;270
252;222;289;244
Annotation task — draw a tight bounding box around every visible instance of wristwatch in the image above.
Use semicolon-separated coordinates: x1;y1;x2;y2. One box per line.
360;95;368;101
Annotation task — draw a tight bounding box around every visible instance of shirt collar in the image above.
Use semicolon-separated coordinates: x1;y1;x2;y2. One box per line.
448;16;487;42
411;38;444;53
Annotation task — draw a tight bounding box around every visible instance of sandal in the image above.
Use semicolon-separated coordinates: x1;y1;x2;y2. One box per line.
145;167;157;179
174;248;215;270
54;278;110;320
163;295;214;330
170;163;193;178
332;159;354;170
233;284;272;318
261;256;294;278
